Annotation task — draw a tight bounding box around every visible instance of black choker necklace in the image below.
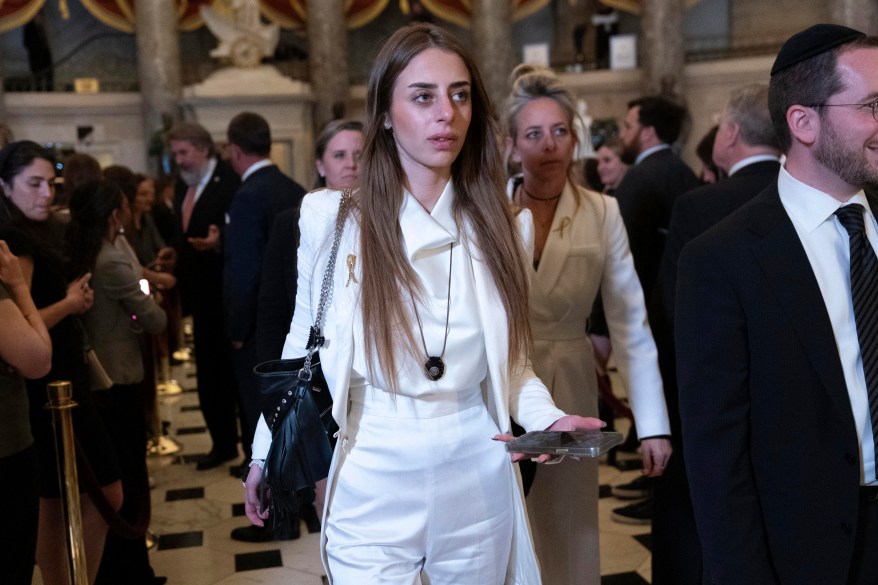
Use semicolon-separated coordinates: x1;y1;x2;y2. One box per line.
411;243;453;381
521;184;562;202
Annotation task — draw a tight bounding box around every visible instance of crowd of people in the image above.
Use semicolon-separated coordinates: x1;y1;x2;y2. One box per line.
2;18;878;585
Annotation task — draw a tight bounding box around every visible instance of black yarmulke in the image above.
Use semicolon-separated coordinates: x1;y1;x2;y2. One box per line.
771;24;866;76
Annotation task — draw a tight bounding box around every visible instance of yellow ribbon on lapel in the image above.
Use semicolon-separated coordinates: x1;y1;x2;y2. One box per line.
554;217;571;239
346;254;359;287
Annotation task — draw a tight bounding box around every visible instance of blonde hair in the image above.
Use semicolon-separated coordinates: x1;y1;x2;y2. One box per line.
358;23;531;391
505;64;583;192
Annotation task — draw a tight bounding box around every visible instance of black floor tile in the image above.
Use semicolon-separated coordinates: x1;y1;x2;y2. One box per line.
157;531;203;551
633;533;652;551
599;484;613;498
235;549;283;572
232;502;246;517
601;571;649;585
176;426;207;435
614;458;643;472
180;405;201;412
166;487;205;501
173;453;208;465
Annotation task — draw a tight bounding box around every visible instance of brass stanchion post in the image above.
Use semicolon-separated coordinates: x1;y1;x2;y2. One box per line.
149;334;182;457
45;381;88;585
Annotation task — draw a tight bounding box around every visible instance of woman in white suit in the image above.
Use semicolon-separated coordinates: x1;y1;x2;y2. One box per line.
504;67;672;584
244;24;603;584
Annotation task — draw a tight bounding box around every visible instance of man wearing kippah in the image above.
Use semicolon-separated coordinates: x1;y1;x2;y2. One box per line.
676;24;878;584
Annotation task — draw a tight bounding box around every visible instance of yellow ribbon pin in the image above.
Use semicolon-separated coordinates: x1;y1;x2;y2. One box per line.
554;217;571;239
346;254;359;287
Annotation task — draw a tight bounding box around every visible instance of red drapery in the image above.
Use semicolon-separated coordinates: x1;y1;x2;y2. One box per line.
0;0;47;33
78;0;213;32
405;0;551;28
261;0;390;30
76;0;392;32
599;0;701;15
75;0;555;34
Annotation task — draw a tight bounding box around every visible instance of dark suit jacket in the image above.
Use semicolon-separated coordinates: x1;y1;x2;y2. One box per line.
173;159;240;317
224;165;305;343
675;184;876;584
653;159;780;438
255;207;299;362
614;147;699;299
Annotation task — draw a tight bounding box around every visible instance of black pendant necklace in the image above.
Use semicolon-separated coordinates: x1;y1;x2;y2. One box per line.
411;243;453;381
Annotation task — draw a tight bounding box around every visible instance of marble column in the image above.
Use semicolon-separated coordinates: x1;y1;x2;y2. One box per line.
134;0;181;167
306;0;349;129
640;0;686;97
831;0;878;35
472;0;514;114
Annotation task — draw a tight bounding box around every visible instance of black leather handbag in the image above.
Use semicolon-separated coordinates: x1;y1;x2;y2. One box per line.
254;189;351;530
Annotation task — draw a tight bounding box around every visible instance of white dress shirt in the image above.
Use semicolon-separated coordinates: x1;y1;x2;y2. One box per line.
778;166;878;484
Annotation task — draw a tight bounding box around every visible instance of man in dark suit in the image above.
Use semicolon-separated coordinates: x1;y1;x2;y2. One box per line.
168;122;241;471
611;95;699;524
224;112;306;467
615;95;700;301
677;25;878;584
649;84;781;585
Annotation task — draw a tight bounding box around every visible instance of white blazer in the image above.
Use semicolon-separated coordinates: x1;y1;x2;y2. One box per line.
509;179;670;438
254;188;566;584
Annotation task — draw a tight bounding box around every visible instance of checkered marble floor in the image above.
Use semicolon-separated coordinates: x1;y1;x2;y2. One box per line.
32;361;652;584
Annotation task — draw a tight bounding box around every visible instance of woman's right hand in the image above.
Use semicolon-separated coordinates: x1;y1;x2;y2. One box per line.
244;463;270;527
0;240;25;289
66;273;94;314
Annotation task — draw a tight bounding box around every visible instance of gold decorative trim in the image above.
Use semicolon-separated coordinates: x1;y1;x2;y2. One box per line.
600;0;701;15
79;0;133;32
346;0;389;29
417;0;551;29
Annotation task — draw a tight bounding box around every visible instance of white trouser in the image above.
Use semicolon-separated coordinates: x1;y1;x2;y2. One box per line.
325;392;514;585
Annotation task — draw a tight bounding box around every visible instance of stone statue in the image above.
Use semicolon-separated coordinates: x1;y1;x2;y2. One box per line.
200;0;280;68
574;98;594;160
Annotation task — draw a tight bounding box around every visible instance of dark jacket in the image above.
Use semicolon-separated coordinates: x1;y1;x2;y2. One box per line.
676;184;878;584
173;159;239;316
614;147;699;298
224;165;305;343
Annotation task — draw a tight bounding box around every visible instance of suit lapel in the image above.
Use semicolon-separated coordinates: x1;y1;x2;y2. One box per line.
534;181;577;294
747;187;852;420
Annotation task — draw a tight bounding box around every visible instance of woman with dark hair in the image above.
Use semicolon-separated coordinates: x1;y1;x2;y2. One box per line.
313;119;364;189
504;67;671;584
67;180;166;585
244;24;602;584
0;141;121;585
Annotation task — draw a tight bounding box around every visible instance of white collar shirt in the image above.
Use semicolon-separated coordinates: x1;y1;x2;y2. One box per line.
778;165;878;484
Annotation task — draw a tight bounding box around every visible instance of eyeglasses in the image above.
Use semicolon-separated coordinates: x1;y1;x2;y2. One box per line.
805;100;878;122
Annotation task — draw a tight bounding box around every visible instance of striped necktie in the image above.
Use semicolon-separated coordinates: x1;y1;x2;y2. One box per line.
835;203;878;479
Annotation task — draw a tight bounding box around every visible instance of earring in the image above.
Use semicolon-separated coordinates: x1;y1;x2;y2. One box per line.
384;119;392;130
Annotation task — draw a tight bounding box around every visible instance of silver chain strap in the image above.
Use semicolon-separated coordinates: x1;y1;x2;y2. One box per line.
302;188;353;377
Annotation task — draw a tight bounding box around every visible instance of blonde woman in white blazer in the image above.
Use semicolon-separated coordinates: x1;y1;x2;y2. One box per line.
504;67;672;585
243;24;604;585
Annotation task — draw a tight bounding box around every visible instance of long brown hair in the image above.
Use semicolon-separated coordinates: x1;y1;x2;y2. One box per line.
359;23;531;390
